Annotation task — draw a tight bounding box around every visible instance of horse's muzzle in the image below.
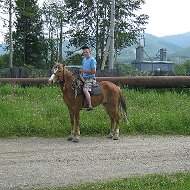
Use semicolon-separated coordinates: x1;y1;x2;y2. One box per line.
48;74;55;84
48;79;53;85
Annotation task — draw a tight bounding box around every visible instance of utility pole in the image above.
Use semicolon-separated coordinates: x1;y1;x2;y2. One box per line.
101;0;115;70
9;0;13;68
108;0;115;69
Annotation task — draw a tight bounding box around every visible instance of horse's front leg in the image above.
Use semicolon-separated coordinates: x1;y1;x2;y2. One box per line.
107;106;120;140
67;108;75;141
73;110;80;142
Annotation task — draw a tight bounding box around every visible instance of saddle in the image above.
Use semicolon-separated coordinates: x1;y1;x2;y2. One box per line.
72;68;101;97
74;84;101;96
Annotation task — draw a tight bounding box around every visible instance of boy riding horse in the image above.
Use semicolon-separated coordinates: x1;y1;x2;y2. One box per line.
79;46;96;111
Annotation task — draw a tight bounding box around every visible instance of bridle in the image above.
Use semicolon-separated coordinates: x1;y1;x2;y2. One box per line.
55;66;64;81
49;66;65;86
50;65;80;92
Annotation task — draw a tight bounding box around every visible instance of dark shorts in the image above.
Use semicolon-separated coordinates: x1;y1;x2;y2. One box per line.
83;77;96;91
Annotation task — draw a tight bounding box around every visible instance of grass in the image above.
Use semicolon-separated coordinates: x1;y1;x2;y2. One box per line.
32;172;190;190
125;88;190;135
0;84;190;138
0;85;70;137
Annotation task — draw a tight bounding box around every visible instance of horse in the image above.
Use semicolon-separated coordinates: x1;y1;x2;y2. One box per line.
49;63;129;142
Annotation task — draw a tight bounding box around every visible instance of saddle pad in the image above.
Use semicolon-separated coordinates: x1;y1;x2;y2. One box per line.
90;85;101;95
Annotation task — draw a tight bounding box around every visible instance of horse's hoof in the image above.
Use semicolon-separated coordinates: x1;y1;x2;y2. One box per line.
73;136;80;142
113;134;119;140
67;136;73;141
107;134;113;139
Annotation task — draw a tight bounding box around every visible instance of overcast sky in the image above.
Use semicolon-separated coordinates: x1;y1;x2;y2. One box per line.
140;0;190;37
0;0;190;42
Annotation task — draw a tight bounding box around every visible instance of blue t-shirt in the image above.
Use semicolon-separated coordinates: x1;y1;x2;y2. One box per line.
82;57;96;78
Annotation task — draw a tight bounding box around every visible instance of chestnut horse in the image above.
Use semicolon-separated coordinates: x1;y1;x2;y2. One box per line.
49;63;129;142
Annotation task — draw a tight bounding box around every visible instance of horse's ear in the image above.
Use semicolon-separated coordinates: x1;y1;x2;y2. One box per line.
62;62;68;68
54;61;58;65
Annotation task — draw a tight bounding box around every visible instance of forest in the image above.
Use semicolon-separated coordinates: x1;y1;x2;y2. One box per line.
0;0;148;69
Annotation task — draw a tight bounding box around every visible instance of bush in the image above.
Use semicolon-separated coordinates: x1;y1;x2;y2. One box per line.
0;54;9;69
174;60;190;76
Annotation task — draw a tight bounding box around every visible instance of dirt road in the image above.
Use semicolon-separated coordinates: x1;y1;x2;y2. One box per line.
0;136;190;189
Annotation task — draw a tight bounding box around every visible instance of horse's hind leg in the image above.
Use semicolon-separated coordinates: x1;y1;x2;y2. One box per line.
107;117;115;139
104;104;120;140
113;110;120;140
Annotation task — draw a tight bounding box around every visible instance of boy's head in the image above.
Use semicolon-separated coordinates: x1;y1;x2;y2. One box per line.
82;46;91;57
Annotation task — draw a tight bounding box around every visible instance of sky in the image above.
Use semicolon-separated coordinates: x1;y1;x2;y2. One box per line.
140;0;190;37
0;0;190;42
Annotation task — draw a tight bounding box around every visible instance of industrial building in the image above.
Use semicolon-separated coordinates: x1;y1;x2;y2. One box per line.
131;44;174;74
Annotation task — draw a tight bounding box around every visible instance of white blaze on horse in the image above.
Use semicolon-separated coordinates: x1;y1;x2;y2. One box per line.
49;63;129;142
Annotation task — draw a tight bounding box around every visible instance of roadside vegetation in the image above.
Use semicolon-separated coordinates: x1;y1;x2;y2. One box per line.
174;60;190;76
0;84;190;138
36;172;190;190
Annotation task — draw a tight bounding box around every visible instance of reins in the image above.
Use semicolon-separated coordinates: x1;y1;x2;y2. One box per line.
60;68;76;91
71;68;85;98
58;67;84;98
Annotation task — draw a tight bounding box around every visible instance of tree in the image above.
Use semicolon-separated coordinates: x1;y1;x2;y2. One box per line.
0;0;11;29
13;0;46;68
41;0;67;68
0;54;9;69
65;0;149;69
0;0;14;68
41;1;58;68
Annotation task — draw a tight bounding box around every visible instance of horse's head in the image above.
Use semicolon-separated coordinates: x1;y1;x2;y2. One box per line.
49;63;65;84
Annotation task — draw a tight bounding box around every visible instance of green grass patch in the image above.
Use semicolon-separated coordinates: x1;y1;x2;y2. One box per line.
0;85;70;137
34;172;190;190
124;88;190;135
0;85;190;137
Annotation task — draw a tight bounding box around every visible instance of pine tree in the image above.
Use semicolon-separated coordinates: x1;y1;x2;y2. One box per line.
13;0;45;68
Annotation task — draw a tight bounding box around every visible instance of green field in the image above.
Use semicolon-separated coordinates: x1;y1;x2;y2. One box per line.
0;84;190;138
36;173;190;190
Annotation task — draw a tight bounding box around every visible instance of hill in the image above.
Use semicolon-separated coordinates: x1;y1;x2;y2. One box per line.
117;32;190;63
161;32;190;48
143;33;182;58
172;46;190;58
0;44;7;55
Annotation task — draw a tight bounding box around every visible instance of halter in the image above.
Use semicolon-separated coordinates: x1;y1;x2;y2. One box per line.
54;66;65;83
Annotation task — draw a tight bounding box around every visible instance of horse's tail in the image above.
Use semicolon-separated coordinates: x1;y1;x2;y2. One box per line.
118;91;129;124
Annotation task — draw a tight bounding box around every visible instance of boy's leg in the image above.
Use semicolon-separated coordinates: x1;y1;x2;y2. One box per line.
83;88;92;108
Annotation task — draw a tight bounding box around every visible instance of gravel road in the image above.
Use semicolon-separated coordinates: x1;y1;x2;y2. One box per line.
0;136;190;189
